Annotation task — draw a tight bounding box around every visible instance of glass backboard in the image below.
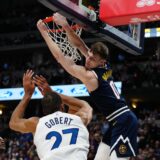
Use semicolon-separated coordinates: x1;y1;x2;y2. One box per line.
38;0;144;55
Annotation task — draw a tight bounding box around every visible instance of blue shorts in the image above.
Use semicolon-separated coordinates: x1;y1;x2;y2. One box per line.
102;111;138;157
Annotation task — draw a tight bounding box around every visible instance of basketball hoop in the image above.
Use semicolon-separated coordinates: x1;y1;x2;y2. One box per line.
43;16;82;62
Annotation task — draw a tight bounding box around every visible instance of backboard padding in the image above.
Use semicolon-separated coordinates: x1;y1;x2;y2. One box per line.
38;0;144;55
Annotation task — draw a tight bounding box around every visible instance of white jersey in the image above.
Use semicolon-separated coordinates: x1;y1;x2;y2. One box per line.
34;111;89;160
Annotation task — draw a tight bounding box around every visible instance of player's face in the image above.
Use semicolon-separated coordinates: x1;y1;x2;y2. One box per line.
85;50;105;69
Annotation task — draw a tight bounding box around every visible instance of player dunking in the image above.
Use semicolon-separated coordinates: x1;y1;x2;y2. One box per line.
9;70;92;160
37;13;138;160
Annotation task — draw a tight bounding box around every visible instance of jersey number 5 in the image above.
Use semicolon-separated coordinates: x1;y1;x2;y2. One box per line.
46;128;79;150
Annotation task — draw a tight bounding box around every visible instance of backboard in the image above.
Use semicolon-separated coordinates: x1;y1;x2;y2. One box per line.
38;0;144;55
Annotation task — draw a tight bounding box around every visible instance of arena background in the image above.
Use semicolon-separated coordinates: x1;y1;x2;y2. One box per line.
0;0;160;159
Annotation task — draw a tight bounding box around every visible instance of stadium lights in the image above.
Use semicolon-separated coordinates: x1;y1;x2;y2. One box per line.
132;102;137;109
0;109;3;115
145;27;160;38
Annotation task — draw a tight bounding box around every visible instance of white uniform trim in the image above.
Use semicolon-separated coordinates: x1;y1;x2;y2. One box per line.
110;135;136;157
106;106;128;119
108;109;130;122
94;142;110;160
91;70;98;79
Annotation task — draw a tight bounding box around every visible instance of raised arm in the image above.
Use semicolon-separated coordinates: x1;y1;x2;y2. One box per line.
37;19;65;61
59;93;93;126
33;75;93;126
53;13;90;58
9;70;39;134
37;19;94;88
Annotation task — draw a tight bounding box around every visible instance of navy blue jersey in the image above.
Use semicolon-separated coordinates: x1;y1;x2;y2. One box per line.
89;64;126;117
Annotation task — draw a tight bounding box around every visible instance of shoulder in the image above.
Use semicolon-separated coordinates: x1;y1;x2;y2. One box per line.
27;117;39;123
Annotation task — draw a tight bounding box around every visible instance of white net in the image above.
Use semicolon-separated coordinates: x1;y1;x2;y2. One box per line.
44;20;82;62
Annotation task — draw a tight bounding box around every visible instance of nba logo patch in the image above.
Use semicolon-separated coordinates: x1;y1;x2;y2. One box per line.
119;144;127;154
110;135;136;157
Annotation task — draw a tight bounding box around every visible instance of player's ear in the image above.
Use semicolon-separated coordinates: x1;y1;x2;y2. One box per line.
100;59;106;66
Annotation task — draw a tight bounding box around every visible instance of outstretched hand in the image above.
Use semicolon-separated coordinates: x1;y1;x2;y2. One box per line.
53;12;69;27
37;19;48;36
33;75;52;96
23;70;35;97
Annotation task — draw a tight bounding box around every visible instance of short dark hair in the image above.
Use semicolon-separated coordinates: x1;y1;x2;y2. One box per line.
91;42;109;60
41;92;62;115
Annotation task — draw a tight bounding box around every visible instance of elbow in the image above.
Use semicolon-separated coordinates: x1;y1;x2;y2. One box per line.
90;107;93;115
86;103;93;123
83;101;93;122
84;101;93;112
9;120;13;129
9;120;15;130
89;107;93;120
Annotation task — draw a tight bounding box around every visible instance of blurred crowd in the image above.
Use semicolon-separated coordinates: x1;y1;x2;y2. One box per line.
0;2;48;33
0;107;159;160
0;52;80;88
0;1;160;90
113;61;160;89
0;51;160;89
0;1;160;160
0;2;48;47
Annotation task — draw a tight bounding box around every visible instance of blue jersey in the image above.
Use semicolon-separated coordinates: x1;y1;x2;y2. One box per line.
89;64;127;118
90;65;138;158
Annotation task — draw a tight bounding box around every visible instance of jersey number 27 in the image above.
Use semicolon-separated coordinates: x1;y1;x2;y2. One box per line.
46;128;79;150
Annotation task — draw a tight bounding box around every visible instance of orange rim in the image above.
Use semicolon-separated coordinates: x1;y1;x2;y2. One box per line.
43;16;54;23
42;16;81;33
